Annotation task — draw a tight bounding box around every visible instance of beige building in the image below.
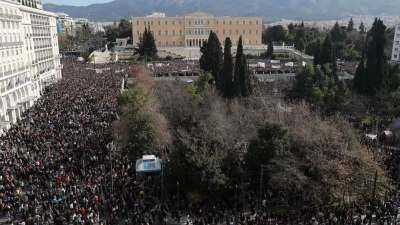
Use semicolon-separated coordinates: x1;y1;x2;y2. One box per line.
132;11;263;51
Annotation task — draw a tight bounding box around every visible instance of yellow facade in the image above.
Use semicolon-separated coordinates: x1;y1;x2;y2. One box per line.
132;11;263;48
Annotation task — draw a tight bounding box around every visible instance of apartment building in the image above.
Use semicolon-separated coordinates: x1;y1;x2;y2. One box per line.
132;11;263;49
0;0;62;130
392;25;400;62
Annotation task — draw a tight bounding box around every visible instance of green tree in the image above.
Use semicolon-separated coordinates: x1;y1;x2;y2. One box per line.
356;18;388;95
267;37;274;58
347;18;354;32
168;124;229;194
234;36;253;97
219;37;234;98
313;40;322;66
135;25;158;60
330;22;347;42
116;88;157;159
353;48;366;92
321;35;333;65
296;38;306;52
200;31;223;86
245;121;292;182
359;22;365;33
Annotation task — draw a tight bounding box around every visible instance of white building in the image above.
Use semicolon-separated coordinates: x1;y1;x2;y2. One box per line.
0;0;62;131
391;25;400;62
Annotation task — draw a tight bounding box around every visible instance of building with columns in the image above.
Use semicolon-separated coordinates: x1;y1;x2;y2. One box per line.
0;0;62;132
132;11;263;58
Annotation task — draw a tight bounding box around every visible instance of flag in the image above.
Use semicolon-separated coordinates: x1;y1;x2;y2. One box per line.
131;69;139;74
15;78;19;85
7;80;11;87
25;77;27;82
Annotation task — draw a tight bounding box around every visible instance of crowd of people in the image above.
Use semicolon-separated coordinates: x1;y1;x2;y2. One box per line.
0;61;175;225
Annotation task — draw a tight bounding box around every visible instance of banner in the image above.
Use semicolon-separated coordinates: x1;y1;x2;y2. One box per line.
136;155;162;173
270;60;281;64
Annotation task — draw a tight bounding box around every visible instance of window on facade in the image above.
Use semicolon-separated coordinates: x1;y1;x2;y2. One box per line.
396;41;400;45
151;21;153;25
144;21;146;25
189;30;191;35
179;20;182;25
236;30;238;35
173;41;175;45
188;20;191;25
158;30;161;35
250;21;252;25
216;21;218;25
229;30;232;35
137;31;140;35
243;30;245;34
256;40;258;44
249;40;252;44
180;40;182;45
256;30;259;35
396;48;399;52
165;30;168;35
256;20;259;25
216;30;219;35
179;30;182;35
158;41;161;46
230;21;232;25
236;20;238;25
166;41;169;46
172;30;175;35
249;30;252;34
172;21;175;25
207;20;210;25
223;30;225;35
395;54;398;58
223;21;225;25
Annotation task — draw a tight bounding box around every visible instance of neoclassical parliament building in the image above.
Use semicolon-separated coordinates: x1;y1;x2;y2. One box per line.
132;11;263;50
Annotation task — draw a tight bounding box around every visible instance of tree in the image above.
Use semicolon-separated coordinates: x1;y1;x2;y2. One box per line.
219;37;234;98
245;121;292;182
353;48;366;93
347;18;354;32
200;31;223;86
300;21;305;28
321;34;333;65
354;18;388;95
167;124;229;194
296;38;306;52
267;37;274;58
313;40;322;66
135;25;158;60
359;22;365;33
330;22;347;42
234;36;253;97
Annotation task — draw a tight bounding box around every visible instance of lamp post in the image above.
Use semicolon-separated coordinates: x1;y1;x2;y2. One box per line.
177;182;180;209
259;165;267;210
235;185;238;208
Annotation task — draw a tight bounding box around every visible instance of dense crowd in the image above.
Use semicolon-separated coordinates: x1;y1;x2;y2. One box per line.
0;61;173;225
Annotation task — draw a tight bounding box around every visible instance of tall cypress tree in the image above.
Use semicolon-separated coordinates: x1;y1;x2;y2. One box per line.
353;18;388;95
219;37;234;98
234;36;252;97
367;18;387;93
353;48;366;93
313;40;321;66
200;31;223;86
267;38;274;59
321;35;333;65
